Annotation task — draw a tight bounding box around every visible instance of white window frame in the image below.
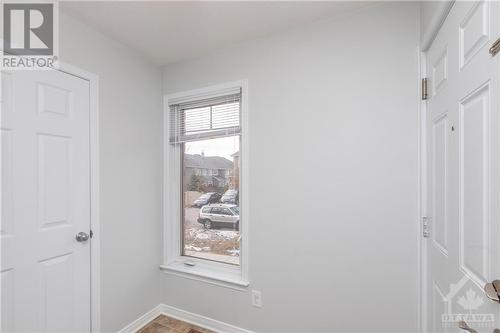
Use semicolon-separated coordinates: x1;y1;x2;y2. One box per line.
160;80;249;290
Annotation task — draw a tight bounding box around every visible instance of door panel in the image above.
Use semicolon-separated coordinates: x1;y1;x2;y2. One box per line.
38;134;71;229
39;253;75;332
432;282;449;333
432;113;449;256
459;83;490;285
459;1;490;69
1;269;15;333
0;69;91;332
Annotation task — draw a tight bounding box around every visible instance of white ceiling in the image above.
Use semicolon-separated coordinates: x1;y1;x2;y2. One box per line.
61;1;373;66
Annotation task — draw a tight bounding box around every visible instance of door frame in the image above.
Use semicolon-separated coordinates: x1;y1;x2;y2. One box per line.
55;62;101;332
418;2;455;333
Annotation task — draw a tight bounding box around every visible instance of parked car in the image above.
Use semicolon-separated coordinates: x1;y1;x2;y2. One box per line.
220;189;239;204
197;204;239;230
192;192;222;207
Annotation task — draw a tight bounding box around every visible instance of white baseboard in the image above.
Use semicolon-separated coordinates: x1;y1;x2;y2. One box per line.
118;303;254;333
118;304;164;333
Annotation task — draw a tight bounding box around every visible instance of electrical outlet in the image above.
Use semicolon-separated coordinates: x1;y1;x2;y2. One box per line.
252;290;262;308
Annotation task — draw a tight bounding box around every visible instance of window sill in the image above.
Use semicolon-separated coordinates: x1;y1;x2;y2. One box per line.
159;261;249;291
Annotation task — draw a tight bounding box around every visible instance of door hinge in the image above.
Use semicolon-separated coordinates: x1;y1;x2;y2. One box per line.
422;216;430;237
422;78;429;100
490;37;500;57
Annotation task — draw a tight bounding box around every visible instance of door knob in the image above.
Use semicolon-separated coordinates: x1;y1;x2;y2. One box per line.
75;232;90;242
484;280;500;303
459;321;478;333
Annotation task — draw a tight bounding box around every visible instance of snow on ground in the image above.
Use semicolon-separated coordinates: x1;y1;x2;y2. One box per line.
182;207;240;264
184;227;240;258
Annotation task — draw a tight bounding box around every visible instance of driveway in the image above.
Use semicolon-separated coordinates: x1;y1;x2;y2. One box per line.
182;207;240;265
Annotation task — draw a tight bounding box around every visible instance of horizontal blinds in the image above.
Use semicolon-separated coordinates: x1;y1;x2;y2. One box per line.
169;90;241;144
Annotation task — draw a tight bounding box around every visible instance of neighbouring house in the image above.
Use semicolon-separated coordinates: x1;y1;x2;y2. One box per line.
183;153;233;191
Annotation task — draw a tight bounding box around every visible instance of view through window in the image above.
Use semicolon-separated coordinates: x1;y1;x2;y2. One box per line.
182;136;240;265
169;90;242;266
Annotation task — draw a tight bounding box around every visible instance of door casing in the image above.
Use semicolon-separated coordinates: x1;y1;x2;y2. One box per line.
419;4;456;331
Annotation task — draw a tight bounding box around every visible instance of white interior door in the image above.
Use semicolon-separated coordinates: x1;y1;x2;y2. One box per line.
425;1;500;332
1;69;91;332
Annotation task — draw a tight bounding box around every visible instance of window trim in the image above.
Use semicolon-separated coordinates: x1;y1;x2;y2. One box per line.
161;80;249;290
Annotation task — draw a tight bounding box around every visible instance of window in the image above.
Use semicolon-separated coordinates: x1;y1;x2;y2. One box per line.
162;81;248;288
210;207;223;214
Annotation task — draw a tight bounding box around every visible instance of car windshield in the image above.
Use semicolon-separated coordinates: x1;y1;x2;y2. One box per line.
223;190;237;197
230;207;239;214
198;194;210;199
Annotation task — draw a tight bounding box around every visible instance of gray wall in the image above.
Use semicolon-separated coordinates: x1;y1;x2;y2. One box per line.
420;1;453;45
162;2;420;332
420;1;443;37
59;13;163;332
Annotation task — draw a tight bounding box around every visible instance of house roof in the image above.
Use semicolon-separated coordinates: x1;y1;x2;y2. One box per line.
198;175;226;183
184;154;233;169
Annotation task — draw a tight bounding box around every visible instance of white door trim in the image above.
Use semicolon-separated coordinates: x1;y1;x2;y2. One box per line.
56;62;100;332
418;4;455;331
418;50;428;333
419;4;457;330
